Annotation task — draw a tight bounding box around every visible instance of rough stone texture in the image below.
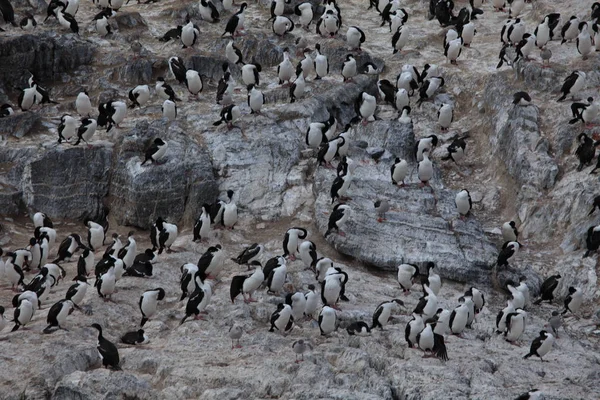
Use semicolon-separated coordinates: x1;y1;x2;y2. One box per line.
0;112;41;138
110;120;219;229
312;119;538;289
0;33;94;91
483;77;558;191
24;145;113;221
0;0;599;399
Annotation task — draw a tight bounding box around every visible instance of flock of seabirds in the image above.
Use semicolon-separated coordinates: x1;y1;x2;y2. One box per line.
0;0;599;397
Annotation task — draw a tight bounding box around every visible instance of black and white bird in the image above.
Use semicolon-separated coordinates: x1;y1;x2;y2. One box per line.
92;8;114;36
121;329;148;345
561;16;580;44
181;20;200;48
241;62;261;87
19;13;36;30
558;71;586;102
231;243;263;268
391;158;408;186
325;203;350;237
523;330;554;361
57;114;78;143
74;118;97;147
90;324;121;370
416;323;449;361
455;189;472;219
65;275;89;310
294;2;313;29
392;25;409;54
197;244;225;279
497;241;520;267
352;92;377;125
405;313;425;348
397;263;419;293
314;44;329;80
316;9;340;37
225;41;244;65
575;133;596;171
587;217;600;250
141;138;168;165
534;274;561;304
569;97;598;127
417;77;444;105
341;54;358;83
230;261;264;303
437;103;453;131
346;321;371;336
180;271;212;324
504;308;527;343
128;85;150;108
269;303;294;334
283;227;308;261
185;69;203;99
515;389;544;400
346;26;365;51
223;2;247;37
418;149;434;186
502;221;519;243
562;286;583;315
53;234;84;264
444;37;463;64
0;103;14;117
213;104;242;130
139;288;165;327
162;100;177;121
169;57;187;83
318;306;337;335
43;299;74;333
11;298;34;331
272;15;294;36
155;78;178;102
270;0;289;20
199;0;219;22
289;69;305;103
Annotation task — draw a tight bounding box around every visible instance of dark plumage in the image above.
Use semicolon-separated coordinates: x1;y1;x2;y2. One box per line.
90;324;121;370
534;274;561;304
575;133;597;171
121;329;148;345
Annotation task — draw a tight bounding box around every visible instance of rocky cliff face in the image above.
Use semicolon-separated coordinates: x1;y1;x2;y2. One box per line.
0;0;599;399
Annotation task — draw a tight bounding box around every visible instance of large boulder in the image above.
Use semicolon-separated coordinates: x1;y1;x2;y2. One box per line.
0;33;94;91
24;144;113;220
110;120;219;229
312;119;540;288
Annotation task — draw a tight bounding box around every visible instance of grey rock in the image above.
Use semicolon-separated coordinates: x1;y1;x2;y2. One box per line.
114;12;148;30
313;119;519;287
483;76;558;190
110;120;218;229
0;111;40;138
23;145;113;221
0;33;94;91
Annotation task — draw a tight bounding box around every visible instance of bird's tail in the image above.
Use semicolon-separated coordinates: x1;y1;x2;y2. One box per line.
557;94;566;102
533;298;543;305
569;117;580;124
213;120;223;126
180;315;188;325
140;317;148;327
523;352;533;359
43;325;58;334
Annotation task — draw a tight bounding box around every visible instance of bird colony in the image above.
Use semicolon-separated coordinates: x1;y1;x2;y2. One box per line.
0;0;599;399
